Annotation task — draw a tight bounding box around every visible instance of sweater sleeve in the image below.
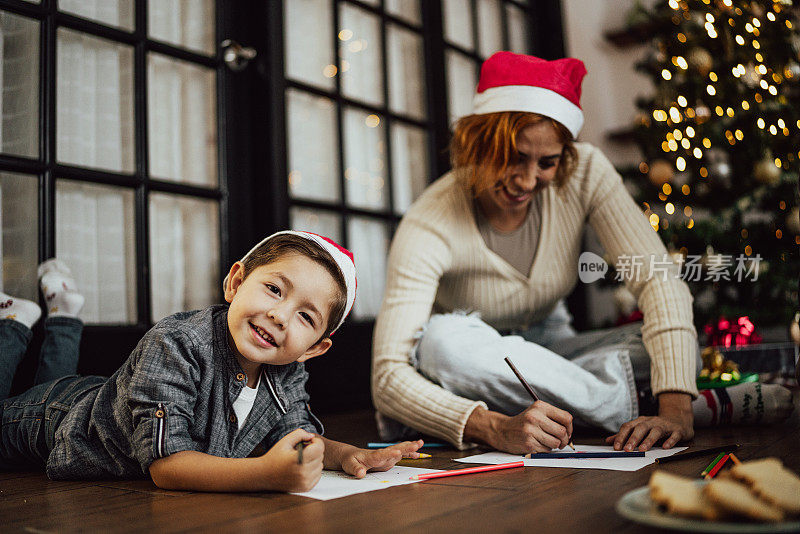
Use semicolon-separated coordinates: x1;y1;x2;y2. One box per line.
582;146;699;398
372;204;487;448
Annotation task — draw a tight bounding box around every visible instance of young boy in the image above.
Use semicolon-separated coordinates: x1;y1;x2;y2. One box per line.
0;231;422;492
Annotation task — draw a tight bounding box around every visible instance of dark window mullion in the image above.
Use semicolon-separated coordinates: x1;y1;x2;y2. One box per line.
134;0;151;326
380;1;396;218
332;0;350;247
292;198;400;223
215;0;230;277
469;0;479;59
40;0;56;262
421;0;449;178
500;0;510;51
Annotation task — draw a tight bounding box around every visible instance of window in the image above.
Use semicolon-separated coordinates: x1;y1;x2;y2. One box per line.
0;1;221;326
281;0;535;320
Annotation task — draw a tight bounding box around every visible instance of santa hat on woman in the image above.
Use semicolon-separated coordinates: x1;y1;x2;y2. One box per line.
471;51;588;138
225;231;357;333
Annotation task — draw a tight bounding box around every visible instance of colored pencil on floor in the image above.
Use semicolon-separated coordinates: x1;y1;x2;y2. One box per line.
700;453;726;477
526;451;645;459
728;453;742;465
367;442;449;448
504;356;574;450
704;453;730;479
654;444;740;464
410;461;525;480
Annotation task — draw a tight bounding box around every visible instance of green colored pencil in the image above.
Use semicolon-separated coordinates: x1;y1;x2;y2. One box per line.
700;452;725;477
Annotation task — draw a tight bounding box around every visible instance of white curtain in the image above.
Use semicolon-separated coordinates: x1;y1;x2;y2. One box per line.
52;5;216;324
0;13;39;298
56;181;135;323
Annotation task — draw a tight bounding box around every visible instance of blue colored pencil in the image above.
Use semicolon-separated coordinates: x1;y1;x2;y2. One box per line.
527;451;645;459
367;442;448;449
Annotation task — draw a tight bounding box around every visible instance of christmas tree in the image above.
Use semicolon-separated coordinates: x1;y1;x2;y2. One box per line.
619;0;799;336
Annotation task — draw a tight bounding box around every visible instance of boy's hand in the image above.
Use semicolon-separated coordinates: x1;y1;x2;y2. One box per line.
341;439;424;479
261;428;324;492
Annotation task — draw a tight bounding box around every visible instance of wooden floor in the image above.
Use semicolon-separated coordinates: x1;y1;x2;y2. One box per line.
2;394;799;533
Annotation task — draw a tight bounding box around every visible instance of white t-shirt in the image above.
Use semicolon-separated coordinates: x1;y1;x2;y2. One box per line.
232;374;261;431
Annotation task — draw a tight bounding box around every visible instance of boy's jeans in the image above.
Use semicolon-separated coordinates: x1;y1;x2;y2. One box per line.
0;318;98;469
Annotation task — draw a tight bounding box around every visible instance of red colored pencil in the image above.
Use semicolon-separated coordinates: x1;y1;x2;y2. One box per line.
704;453;730;479
410;461;524;480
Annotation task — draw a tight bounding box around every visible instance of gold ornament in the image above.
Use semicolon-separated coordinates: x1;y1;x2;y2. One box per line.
790;313;800;346
688;47;713;76
648;159;674;186
785;206;800;234
753;152;782;185
700;347;741;382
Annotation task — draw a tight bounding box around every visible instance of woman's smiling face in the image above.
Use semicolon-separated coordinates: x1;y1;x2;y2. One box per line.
477;121;564;220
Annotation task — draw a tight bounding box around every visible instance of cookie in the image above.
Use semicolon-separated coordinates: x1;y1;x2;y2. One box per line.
704;478;784;522
649;471;721;520
729;458;800;514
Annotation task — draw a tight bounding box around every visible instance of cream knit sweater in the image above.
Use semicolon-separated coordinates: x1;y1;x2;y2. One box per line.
371;143;699;447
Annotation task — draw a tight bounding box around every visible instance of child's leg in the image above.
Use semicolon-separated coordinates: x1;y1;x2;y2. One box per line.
0;375;104;470
35;260;85;385
0;294;41;400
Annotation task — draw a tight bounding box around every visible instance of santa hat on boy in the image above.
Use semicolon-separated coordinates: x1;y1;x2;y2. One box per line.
471;51;588;138
225;231;357;333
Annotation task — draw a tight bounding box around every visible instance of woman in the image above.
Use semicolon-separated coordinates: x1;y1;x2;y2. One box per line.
371;52;699;454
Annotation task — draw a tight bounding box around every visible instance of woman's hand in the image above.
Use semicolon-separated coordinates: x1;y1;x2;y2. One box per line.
466;402;573;455
340;440;424;478
605;392;694;451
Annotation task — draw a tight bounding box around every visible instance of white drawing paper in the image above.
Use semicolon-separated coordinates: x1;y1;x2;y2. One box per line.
291;466;442;501
455;444;688;472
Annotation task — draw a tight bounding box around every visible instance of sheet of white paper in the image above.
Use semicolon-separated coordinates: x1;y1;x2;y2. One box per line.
291;466;442;501
455;444;688;472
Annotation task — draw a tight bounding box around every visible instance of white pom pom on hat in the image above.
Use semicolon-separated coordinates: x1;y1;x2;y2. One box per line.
224;231;357;333
471;51;588;138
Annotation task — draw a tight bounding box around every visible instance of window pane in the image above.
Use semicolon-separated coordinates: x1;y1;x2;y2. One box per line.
148;54;217;186
446;50;478;125
343;108;387;211
290;208;342;244
284;0;335;90
477;0;503;58
56;29;134;173
387;24;425;120
442;0;474;50
0;12;38;158
286;89;340;202
386;0;421;26
391;123;428;214
0;173;38;299
339;4;383;107
148;0;215;55
506;4;529;54
56;180;136;324
59;0;134;31
347;217;389;320
149;193;219;322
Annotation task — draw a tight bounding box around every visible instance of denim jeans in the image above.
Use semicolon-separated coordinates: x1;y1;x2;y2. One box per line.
0;317;83;401
0;317;93;469
1;375;104;469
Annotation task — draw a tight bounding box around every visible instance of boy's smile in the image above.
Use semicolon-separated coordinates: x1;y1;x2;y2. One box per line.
224;254;336;382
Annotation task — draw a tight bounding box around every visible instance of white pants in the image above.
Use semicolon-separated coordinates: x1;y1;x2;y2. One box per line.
378;301;700;438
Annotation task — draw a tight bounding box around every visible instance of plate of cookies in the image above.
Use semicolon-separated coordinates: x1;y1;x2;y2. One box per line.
616;458;800;533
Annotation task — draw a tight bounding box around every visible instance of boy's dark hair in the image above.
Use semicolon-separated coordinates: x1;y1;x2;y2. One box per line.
241;234;347;339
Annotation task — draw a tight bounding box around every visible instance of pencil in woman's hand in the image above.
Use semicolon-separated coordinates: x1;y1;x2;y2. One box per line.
504;357;575;450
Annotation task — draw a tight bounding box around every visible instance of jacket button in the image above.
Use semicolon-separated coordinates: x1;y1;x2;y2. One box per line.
236;372;245;382
229;413;237;424
155;409;164;418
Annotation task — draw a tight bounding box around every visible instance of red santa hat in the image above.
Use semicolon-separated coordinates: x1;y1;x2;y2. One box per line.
225;231;357;333
472;52;588;138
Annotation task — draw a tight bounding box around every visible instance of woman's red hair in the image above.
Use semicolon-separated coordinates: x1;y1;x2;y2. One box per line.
449;112;577;196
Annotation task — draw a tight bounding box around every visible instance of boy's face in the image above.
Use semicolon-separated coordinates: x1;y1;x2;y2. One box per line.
224;253;336;373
